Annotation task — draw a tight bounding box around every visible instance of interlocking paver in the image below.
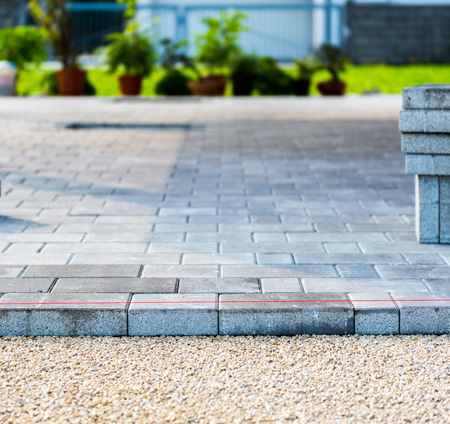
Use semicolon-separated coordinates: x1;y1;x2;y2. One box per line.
1;95;450;334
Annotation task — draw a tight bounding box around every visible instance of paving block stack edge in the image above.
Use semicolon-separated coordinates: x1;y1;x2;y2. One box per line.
400;84;450;243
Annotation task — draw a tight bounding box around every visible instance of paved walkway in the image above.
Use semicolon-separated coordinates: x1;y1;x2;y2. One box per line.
0;95;450;335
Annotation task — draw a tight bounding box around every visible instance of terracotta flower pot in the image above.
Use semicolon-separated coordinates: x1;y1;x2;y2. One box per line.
187;75;227;96
317;81;346;96
119;74;143;96
56;68;86;96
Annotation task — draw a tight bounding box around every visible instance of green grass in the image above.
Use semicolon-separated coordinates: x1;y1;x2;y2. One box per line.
16;64;450;97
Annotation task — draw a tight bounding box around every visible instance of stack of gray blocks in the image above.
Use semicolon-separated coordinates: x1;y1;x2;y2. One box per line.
400;84;450;243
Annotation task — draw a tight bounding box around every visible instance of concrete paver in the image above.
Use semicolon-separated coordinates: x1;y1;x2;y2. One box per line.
0;95;450;334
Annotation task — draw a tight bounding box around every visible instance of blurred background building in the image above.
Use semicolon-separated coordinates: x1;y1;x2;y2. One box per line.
2;0;450;63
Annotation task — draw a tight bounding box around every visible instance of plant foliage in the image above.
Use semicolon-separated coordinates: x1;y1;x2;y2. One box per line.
254;57;293;95
313;43;349;82
229;53;260;76
195;10;248;72
105;22;156;76
29;0;78;69
294;57;317;80
0;26;46;72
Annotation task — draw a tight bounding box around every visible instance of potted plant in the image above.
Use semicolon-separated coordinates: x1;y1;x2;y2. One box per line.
0;26;47;94
189;10;248;96
314;43;349;96
105;21;156;96
155;38;199;96
229;53;259;96
293;57;316;96
29;0;86;95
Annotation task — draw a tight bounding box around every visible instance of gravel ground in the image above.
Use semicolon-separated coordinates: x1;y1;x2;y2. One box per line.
0;336;449;423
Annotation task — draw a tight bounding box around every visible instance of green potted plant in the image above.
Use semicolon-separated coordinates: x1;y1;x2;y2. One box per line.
155;38;199;96
29;0;86;95
105;21;156;96
293;57;316;96
189;10;248;96
314;43;349;96
229;53;259;96
253;57;294;96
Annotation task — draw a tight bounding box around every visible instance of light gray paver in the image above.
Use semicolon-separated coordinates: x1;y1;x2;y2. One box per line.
219;293;353;335
403;84;450;110
0;293;128;336
128;294;218;336
392;292;450;334
260;278;302;293
0;278;54;292
399;110;450;133
302;278;428;293
179;278;259;293
348;292;399;335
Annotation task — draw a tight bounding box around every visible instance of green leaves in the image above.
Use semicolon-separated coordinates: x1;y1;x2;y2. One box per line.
195;10;248;72
0;26;47;72
105;22;156;76
313;44;349;82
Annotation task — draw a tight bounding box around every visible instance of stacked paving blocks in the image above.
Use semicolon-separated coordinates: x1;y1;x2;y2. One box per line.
400;84;450;243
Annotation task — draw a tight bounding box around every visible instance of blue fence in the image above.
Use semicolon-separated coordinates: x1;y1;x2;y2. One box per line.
64;2;343;62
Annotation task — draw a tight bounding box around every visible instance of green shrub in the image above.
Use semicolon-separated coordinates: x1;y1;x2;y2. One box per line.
0;26;46;72
229;53;259;76
155;69;191;95
254;57;294;95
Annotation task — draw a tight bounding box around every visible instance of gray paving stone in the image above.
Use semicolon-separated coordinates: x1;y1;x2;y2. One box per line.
221;242;325;254
0;278;53;292
302;278;428;293
52;277;176;293
375;265;450;279
222;265;337;278
219;293;353;335
182;254;255;265
403;85;450;110
400;110;450;133
348;292;399;335
70;253;181;265
425;279;450;292
257;254;293;265
142;265;219;278
403;253;445;265
293;253;405;265
0;293;128;336
402;133;450;155
128;294;218;336
336;264;379;278
0;267;25;278
392;292;450;334
179;278;259;293
260;278;302;293
23;265;141;278
406;154;450;176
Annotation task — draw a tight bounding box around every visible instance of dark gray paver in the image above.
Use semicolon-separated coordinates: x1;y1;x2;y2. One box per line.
23;265;141;278
392;292;450;334
52;278;176;293
0;293;128;336
219;293;353;335
179;278;259;293
0;278;53;293
128;294;218;336
348;292;399;335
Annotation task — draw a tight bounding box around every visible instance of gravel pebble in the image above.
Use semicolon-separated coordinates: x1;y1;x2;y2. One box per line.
0;336;449;423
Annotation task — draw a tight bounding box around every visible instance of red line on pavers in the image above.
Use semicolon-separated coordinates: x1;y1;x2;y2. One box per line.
1;299;450;306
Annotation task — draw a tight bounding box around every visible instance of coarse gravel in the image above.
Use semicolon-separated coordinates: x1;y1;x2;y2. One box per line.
0;336;449;423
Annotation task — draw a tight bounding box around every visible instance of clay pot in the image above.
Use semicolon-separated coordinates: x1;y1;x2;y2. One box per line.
56;68;86;96
317;81;346;96
187;75;227;96
119;74;143;96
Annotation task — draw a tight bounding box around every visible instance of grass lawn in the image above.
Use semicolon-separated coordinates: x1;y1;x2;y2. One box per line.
17;64;450;97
